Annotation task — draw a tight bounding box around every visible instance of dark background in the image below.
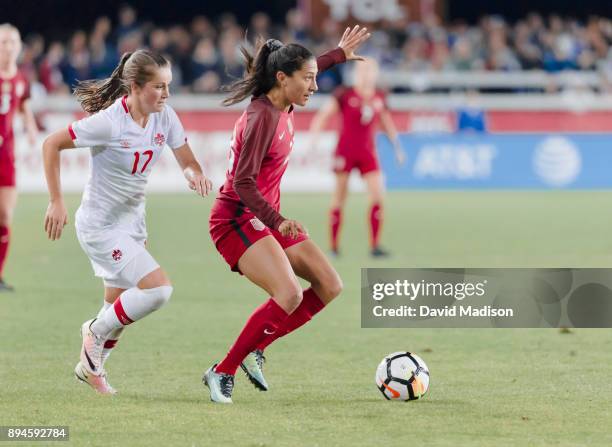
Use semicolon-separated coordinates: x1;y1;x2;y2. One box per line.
0;0;296;39
4;0;612;39
446;0;612;23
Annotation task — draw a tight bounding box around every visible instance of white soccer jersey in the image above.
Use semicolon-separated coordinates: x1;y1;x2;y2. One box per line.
69;96;186;239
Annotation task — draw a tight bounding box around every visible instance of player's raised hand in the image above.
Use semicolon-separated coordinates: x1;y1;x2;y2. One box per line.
278;219;307;239
188;172;213;197
338;25;371;61
44;200;68;241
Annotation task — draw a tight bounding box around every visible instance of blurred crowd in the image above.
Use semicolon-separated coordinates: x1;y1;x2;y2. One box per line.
16;5;612;96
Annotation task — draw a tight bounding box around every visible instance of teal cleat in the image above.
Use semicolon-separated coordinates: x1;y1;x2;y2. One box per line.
240;350;269;391
203;364;234;404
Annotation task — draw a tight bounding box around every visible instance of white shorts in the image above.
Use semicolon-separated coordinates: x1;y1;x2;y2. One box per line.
76;228;160;289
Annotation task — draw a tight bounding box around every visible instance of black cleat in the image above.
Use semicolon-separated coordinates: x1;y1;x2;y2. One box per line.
0;279;14;292
370;247;390;258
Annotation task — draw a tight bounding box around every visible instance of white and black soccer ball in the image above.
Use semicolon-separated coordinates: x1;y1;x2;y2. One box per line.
375;352;430;401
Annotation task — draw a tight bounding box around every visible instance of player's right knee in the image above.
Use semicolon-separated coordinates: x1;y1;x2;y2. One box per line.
142;285;174;311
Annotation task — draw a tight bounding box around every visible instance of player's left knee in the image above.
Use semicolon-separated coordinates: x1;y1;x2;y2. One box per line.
143;285;174;310
323;272;343;300
0;209;12;227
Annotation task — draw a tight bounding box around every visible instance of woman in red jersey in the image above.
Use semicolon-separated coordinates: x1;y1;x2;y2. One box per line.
204;26;370;403
0;24;37;291
310;58;405;257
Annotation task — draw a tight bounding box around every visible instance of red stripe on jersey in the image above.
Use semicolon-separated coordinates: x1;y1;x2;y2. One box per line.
113;297;134;325
121;95;129;113
68;124;76;140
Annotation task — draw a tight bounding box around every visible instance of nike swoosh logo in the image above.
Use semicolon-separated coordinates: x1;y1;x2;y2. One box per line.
263;329;276;335
382;382;400;399
83;348;96;372
279;131;285;140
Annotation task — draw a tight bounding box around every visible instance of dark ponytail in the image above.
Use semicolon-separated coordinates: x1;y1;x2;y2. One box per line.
222;37;313;106
74;49;169;114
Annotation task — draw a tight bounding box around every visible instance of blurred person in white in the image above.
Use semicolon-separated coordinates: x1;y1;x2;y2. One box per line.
42;49;213;394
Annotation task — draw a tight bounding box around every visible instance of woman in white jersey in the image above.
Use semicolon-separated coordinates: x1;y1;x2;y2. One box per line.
42;50;212;394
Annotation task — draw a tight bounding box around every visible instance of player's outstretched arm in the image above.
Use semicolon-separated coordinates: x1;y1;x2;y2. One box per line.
337;25;371;61
172;143;213;197
42;129;75;240
316;25;370;73
380;109;406;165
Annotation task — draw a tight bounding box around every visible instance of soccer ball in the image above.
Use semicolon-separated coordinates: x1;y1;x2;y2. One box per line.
375;352;430;401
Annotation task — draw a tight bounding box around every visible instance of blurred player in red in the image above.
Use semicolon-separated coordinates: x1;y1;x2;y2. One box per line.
310;58;405;257
204;26;370;403
0;24;37;291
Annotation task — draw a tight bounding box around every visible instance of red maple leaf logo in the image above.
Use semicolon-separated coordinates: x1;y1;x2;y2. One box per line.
154;133;165;146
112;249;122;261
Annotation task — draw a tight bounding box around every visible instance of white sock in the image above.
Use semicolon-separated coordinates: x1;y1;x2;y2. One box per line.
101;327;124;365
96;300;124;340
96;300;112;320
91;286;173;338
95;300;123;364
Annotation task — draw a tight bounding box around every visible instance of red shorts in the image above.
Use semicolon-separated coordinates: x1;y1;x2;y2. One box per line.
0;154;15;187
209;199;308;273
333;150;379;175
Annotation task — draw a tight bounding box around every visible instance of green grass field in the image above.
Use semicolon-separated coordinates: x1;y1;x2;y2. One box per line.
1;191;612;446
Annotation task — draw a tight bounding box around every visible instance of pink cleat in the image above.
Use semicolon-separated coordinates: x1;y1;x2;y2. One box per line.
74;361;117;395
79;319;105;375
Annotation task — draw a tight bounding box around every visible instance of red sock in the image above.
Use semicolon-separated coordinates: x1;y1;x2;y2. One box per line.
330;207;342;251
215;298;288;375
257;288;326;351
369;202;382;249
0;226;10;278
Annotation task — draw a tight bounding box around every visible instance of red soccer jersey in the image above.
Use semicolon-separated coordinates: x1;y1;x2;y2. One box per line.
218;95;294;230
215;48;346;231
0;71;30;156
334;87;387;155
